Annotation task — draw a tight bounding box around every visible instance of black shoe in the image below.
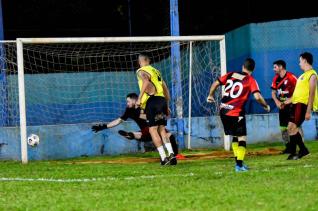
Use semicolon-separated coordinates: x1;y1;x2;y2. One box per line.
281;142;292;154
118;130;134;140
168;153;177;165
287;154;299;160
281;148;291;154
298;148;310;159
160;157;170;166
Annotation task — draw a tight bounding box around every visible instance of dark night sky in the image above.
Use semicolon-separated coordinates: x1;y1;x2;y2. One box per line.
2;0;317;39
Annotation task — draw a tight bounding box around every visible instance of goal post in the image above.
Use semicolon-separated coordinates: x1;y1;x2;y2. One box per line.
219;38;230;151
17;39;28;164
14;36;227;163
17;36;225;43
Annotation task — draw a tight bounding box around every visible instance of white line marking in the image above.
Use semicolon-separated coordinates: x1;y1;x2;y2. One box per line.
0;173;195;183
0;178;106;183
214;172;223;175
1;162;314;183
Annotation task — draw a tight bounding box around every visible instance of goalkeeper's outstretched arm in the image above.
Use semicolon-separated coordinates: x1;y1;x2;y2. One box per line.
92;118;124;133
107;118;124;128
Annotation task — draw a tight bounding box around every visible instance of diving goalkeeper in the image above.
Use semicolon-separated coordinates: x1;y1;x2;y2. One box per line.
91;93;184;159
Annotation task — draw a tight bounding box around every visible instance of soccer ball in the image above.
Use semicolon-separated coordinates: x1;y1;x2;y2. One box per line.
27;134;40;147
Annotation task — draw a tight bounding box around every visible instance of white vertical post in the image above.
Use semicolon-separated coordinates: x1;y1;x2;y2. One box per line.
17;39;28;163
220;38;230;151
187;41;193;149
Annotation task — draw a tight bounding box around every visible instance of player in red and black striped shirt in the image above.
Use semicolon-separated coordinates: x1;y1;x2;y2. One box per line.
271;60;297;154
207;58;270;172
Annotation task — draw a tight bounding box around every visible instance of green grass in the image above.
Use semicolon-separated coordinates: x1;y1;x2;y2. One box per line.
1;141;318;211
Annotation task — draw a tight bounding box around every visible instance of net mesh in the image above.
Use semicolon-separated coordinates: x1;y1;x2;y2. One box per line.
0;40;222;153
4;41;221;126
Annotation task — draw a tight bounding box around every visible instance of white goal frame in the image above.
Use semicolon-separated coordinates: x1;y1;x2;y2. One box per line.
16;36;228;163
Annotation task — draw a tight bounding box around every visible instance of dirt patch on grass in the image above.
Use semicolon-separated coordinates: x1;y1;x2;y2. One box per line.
67;148;282;164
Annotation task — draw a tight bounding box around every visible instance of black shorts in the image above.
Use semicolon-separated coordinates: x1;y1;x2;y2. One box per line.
220;113;247;136
289;103;307;127
279;104;291;128
145;96;168;127
140;127;152;142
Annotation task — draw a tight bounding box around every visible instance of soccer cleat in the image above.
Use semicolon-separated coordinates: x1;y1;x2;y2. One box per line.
287;154;299;160
242;164;249;170
234;164;249;169
175;154;186;160
118;130;135;140
168;153;177;165
298;148;310;159
160;157;170;166
281;148;291;154
235;165;248;172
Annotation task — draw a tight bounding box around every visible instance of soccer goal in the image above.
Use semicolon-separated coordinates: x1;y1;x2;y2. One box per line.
1;36;227;163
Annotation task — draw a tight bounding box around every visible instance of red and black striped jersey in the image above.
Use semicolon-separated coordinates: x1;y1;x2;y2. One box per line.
218;71;260;117
271;71;297;102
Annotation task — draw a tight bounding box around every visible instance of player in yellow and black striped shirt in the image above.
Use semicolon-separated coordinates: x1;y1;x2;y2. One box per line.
284;52;318;160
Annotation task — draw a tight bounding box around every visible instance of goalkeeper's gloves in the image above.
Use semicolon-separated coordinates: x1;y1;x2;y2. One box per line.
91;123;108;133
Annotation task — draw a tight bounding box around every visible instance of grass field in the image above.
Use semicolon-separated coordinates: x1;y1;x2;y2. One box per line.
1;141;318;210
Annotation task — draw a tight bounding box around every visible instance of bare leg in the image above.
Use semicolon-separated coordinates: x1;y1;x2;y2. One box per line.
159;125;169;144
132;132;142;140
159;125;174;155
149;126;166;161
149;126;163;147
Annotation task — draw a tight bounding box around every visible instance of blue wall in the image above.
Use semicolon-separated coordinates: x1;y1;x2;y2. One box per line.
226;17;318;113
0;114;317;160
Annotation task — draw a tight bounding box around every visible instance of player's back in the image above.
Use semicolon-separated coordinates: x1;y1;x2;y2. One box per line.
218;71;260;116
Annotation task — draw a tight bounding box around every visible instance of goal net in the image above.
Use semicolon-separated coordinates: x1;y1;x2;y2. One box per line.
0;42;21;160
1;36;226;162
